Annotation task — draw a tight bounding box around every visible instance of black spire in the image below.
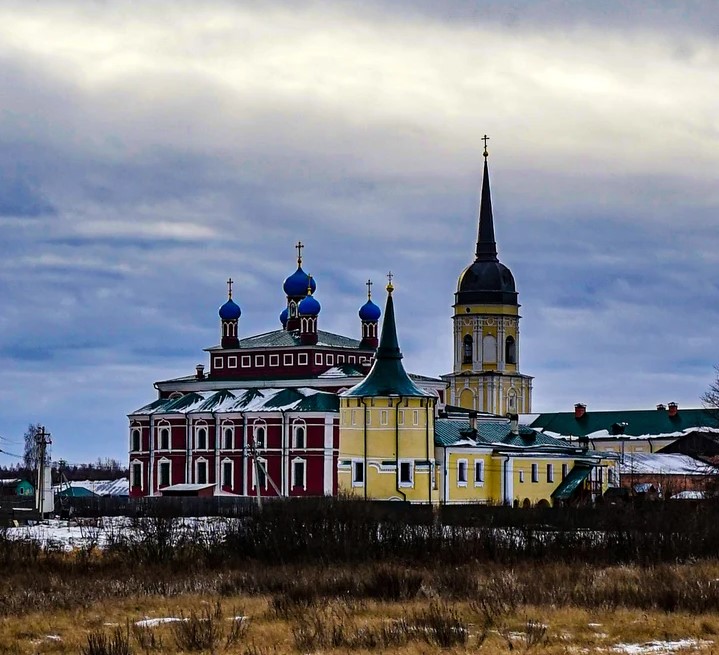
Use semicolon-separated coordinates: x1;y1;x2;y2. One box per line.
475;153;498;262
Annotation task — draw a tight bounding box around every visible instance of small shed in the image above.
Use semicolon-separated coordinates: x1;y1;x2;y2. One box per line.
56;486;98;498
0;478;34;498
160;483;215;497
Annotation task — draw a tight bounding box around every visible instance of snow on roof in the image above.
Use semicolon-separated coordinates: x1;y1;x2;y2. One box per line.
162;483;214;492
54;479;129;496
619;453;717;476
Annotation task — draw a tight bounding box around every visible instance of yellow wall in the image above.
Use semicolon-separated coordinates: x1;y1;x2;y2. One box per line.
338;396;439;503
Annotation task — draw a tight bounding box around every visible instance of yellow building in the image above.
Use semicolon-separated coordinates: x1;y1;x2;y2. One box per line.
338;281;440;503
441;147;532;415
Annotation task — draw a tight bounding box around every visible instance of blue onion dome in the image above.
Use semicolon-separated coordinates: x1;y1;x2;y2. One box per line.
279;307;288;326
219;297;241;320
359;298;381;321
298;292;321;316
283;266;317;297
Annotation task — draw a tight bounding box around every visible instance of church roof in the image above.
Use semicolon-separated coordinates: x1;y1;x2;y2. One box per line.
207;329;362;351
342;288;433;398
130;387;340;416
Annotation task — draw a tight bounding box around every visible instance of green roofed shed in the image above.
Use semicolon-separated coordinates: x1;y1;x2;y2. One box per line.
551;465;592;501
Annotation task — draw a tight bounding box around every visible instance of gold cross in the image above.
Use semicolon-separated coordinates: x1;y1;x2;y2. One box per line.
386;271;394;293
295;241;304;265
366;279;373;298
482;134;489;158
227;277;233;299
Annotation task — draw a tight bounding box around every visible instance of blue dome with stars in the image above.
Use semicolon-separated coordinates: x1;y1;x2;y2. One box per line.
359;298;381;322
298;293;321;316
283;266;316;297
219;298;241;320
280;307;288;326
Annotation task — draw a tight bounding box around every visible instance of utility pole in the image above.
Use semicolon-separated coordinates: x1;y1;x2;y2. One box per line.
35;426;51;518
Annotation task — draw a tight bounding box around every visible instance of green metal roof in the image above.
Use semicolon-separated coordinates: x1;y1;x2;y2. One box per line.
529;408;719;438
211;329;363;350
434;419;576;450
551;465;592;500
342;291;433;398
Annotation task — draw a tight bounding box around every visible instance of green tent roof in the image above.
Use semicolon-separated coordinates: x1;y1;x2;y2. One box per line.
529;408;719;438
434;419;578;451
551;465;592;500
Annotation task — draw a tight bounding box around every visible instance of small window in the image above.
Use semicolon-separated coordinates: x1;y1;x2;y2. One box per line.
399;461;413;486
159;428;170;450
255;355;265;367
254;460;267;489
531;463;539;483
546;464;554;483
159;461;170;487
298;353;308;365
413;410;419;426
562;463;569;480
519;470;525;483
131;429;140;452
241;355;251;367
505;336;516;364
352;460;364;486
132;463;142;488
270;354;279;367
380;410;388;426
197;427;207;450
315;353;323;365
224;428;233;450
457;459;468;485
326;354;334;366
213;356;223;369
293;460;306;488
227;356;238;368
337;355;344;363
196;461;208;485
222;461;232;488
463;334;473;364
398;410;405;426
284;353;293;366
351;409;358;426
348;356;356;364
254;426;265;449
608;468;614;485
474;460;484;484
294;426;305;449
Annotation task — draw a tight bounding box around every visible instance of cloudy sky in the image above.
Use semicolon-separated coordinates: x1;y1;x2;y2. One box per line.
0;1;718;465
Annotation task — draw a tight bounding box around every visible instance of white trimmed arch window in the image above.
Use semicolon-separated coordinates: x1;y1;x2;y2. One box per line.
293;420;306;449
252;457;268;490
252;420;267;449
291;457;306;490
130;459;143;490
158;457;172;488
195;422;209;451
130;426;141;452
195;457;209;485
221;458;234;489
156;421;171;451
222;422;235;450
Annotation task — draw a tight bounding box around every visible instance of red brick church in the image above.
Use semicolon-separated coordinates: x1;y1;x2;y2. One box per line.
128;245;445;497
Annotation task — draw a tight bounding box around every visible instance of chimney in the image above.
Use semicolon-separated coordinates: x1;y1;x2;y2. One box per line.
574;403;586;419
195;364;205;380
668;402;678;418
508;412;519;435
656;403;666;411
469;410;478;432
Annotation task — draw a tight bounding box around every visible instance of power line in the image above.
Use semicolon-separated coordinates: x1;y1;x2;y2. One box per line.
0;448;22;459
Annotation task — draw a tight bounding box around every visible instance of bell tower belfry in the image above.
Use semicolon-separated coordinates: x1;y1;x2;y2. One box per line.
442;138;533;415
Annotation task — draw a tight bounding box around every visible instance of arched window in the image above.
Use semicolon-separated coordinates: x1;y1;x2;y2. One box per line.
294;425;305;449
131;429;141;452
505;336;516;364
224;427;233;450
159;427;170;450
196;427;207;450
462;335;473;364
254;425;266;449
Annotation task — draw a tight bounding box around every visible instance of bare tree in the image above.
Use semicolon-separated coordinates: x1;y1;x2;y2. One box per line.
702;365;719;421
22;423;50;478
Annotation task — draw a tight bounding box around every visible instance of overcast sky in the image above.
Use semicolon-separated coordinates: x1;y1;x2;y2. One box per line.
1;1;718;465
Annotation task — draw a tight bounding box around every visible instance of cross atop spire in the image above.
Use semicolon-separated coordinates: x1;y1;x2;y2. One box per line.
227;277;234;299
295;241;304;265
475;142;498;262
386;271;394;294
366;279;373;299
482;134;489;158
306;274;313;295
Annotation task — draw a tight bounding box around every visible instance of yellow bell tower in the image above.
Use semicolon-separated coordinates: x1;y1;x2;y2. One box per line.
442;138;533;415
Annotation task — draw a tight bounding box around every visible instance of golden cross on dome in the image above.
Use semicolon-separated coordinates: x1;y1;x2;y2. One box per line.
482;134;490;158
227;277;234;299
307;274;313;295
295;241;304;265
386;270;394;293
366;279;373;299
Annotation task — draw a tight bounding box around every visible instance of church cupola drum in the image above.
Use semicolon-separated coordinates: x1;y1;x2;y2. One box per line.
442;137;533;415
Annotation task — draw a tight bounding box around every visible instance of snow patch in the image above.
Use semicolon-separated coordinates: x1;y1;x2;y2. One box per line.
611;639;712;654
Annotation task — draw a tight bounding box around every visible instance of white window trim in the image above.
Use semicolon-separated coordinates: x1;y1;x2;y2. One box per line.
252;420;267;449
457;458;468;487
269;354;279;367
398;410;405;426
326;354;334;366
348;355;356;364
130;459;143;490
284;353;293;366
293;421;306;449
351;459;365;487
251;456;269;490
380;410;388;426
195;457;209;485
158;457;172;488
315;353;323;365
157;423;171;451
130;428;141;453
195;423;209;451
298;353;308;365
474;459;485;486
241;355;251;368
291;456;307;490
213;356;223;369
337;355;344;363
227;356;238;368
222;424;234;450
221;458;234;488
398;459;414;488
255;355;265;367
413;410;419;426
